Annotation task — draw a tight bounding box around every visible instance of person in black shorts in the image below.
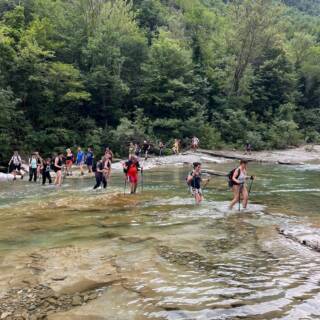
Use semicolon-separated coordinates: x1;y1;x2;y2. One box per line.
8;151;24;180
42;158;52;185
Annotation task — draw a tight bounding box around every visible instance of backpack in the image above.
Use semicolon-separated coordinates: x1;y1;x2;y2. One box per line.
228;168;240;188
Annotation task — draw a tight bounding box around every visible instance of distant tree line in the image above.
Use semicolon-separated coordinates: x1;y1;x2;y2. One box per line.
0;0;320;162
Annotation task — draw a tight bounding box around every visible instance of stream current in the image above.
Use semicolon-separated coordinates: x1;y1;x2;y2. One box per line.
0;162;320;319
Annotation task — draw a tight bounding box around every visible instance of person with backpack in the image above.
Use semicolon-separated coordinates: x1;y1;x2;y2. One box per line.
187;162;210;204
29;154;38;182
93;156;107;190
123;155;141;194
8;151;24;180
41;158;52;185
228;160;254;210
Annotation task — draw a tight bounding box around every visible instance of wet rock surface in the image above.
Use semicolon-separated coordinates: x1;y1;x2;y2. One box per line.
157;245;217;272
278;225;320;252
0;284;103;319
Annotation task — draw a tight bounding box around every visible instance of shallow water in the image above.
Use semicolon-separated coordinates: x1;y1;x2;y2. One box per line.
1;162;320;319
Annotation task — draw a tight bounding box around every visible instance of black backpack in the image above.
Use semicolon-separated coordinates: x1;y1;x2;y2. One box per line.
228;168;240;188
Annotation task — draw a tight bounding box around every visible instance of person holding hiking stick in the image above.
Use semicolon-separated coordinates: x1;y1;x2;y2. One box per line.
123;155;141;194
228;160;254;210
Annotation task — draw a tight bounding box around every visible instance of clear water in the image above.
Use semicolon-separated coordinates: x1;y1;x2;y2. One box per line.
1;162;320;319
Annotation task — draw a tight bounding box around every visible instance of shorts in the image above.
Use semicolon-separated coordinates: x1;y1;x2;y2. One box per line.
191;188;202;196
76;160;84;166
66;160;73;166
53;167;61;173
128;175;138;184
13;164;21;171
86;160;93;166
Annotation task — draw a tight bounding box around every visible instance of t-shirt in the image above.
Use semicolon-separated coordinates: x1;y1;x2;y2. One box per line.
30;158;37;169
125;161;140;177
86;151;94;164
12;155;21;165
76;151;84;163
43;163;50;173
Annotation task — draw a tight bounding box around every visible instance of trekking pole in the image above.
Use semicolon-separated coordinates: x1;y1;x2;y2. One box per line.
141;168;144;193
248;177;254;195
238;183;243;211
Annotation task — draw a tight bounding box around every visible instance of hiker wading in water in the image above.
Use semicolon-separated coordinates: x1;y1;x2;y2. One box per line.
8;151;24;180
228;160;254;210
93;156;107;190
123;155;141;194
53;153;64;187
187;162;210;204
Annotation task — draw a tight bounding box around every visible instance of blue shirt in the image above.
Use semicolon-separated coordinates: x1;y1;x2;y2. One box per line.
76;151;84;164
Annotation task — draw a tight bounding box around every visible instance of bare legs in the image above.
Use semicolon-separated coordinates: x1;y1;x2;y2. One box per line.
229;184;248;210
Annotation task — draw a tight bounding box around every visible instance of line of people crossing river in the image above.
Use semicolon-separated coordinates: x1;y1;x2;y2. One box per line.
7;137;255;210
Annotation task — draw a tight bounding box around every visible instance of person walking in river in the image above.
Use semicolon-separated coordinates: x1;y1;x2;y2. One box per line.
187;162;209;204
8;151;24;180
41;158;52;185
103;152;112;181
76;147;85;176
85;147;94;174
228;160;254;210
29;154;38;182
65;148;74;176
53;153;64;186
35;152;43;182
93;156;107;190
123;155;141;194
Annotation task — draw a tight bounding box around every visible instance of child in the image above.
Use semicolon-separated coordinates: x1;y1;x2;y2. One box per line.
187;162;210;204
42;158;52;185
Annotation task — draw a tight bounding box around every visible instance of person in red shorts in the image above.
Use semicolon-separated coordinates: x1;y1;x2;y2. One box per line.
123;155;141;194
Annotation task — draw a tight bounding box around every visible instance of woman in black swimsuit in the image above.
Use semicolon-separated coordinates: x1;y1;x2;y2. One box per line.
54;153;63;186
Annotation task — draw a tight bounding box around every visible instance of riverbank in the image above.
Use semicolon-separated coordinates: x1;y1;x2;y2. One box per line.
198;144;320;164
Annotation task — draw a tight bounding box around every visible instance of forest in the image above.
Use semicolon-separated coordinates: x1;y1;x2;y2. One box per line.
0;0;320;161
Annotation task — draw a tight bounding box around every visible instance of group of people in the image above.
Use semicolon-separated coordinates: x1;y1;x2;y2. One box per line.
127;136;201;159
7;137;255;209
8;147;103;187
187;159;254;208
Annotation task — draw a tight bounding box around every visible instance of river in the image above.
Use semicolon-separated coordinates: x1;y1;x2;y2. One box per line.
0;161;320;319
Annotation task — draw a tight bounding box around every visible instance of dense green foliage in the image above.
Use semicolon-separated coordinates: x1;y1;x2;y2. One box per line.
0;0;320;160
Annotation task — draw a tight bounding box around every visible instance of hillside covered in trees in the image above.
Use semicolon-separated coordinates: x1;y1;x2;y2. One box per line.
0;0;320;160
